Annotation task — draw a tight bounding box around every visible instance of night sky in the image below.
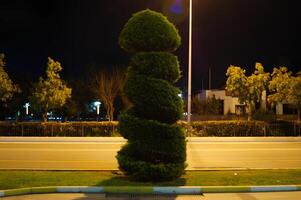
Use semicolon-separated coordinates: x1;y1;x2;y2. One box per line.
0;0;300;94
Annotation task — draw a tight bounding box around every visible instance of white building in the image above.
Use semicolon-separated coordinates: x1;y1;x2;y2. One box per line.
197;90;268;115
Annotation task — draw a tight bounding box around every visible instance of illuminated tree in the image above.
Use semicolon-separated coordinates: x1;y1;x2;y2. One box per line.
268;67;292;105
288;74;301;121
226;63;270;120
269;68;301;121
117;9;186;181
0;54;20;104
30;57;72;121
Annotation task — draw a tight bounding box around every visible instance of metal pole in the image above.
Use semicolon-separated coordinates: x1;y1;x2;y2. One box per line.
187;0;193;129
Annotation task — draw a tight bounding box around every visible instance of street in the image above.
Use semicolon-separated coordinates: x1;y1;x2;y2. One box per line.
0;137;301;170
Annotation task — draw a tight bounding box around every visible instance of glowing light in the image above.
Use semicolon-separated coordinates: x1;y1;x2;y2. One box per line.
170;0;184;14
94;101;101;115
23;102;30;115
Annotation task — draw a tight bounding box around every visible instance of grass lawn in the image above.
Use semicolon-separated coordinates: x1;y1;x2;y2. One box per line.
0;170;301;190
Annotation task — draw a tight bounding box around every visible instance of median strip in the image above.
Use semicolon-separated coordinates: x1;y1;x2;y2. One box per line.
1;185;301;197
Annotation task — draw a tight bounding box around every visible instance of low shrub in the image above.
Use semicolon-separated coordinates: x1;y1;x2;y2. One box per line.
0;121;119;137
190;120;267;137
252;109;276;122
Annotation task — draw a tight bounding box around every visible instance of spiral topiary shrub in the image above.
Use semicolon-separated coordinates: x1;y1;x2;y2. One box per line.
116;9;186;182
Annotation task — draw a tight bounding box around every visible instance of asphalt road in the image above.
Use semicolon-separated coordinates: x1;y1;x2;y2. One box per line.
0;137;301;170
2;192;301;200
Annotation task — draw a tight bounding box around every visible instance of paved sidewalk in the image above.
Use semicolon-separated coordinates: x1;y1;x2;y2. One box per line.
2;192;301;200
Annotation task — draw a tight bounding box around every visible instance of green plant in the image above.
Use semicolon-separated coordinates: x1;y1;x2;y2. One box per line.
117;9;186;181
252;109;276;122
119;9;181;53
191;121;266;137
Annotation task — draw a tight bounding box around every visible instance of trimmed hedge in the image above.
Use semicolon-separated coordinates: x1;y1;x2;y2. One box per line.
124;72;183;124
117;9;186;182
119;9;181;52
129;52;181;83
117;144;186;181
0;120;299;137
190;121;266;137
0;121;119;137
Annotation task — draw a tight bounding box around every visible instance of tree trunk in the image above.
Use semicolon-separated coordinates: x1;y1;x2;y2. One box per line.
106;103;114;121
64;116;68;122
247;104;253;121
42;113;47;122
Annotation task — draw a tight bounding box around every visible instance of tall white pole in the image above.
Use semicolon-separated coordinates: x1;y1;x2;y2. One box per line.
187;0;193;129
96;105;100;115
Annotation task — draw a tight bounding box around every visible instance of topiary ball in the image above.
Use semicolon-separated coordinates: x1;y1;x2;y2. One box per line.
119;9;181;53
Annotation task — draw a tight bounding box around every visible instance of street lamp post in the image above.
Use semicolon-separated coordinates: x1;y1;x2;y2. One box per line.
94;101;101;121
24;103;30;115
187;0;193;132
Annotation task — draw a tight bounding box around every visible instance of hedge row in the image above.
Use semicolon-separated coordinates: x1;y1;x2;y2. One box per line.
0;120;300;137
0;121;119;137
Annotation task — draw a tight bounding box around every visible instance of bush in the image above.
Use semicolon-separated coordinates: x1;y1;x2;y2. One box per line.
119;9;181;52
124;72;183;124
252;109;276;122
117;144;186;182
0;121;119;137
130;52;181;83
190;121;266;137
117;9;186;181
192;95;223;115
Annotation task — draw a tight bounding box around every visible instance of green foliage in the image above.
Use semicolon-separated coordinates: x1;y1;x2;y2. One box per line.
117;9;186;181
268;67;292;105
0;121;119;137
268;67;301;121
191;121;267;137
288;74;301;121
252;109;276;122
226;65;248;103
117;144;186;182
30;57;72;119
192;95;222;115
119;9;181;53
130;52;181;83
124;72;183;124
0;54;20;103
226;63;270;118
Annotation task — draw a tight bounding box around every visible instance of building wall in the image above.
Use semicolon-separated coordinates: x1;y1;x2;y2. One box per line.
198;90;243;115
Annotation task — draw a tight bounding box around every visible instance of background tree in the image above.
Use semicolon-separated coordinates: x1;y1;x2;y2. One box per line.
90;67;126;121
0;54;20;107
117;9;186;181
226;63;270;120
288;73;301;121
268;67;292;106
192;95;222;115
30;57;72;121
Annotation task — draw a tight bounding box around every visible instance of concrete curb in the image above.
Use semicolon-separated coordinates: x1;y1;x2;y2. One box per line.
2;137;301;143
0;185;301;197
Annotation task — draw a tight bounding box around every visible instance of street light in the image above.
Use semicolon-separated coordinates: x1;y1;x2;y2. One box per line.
94;101;101;121
187;0;193;130
23;103;30;115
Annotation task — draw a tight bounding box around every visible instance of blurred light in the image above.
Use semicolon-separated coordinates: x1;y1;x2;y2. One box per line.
23;102;30;115
170;0;184;14
94;101;101;115
94;101;101;107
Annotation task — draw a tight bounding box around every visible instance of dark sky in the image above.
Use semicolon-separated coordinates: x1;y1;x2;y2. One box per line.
0;0;300;93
